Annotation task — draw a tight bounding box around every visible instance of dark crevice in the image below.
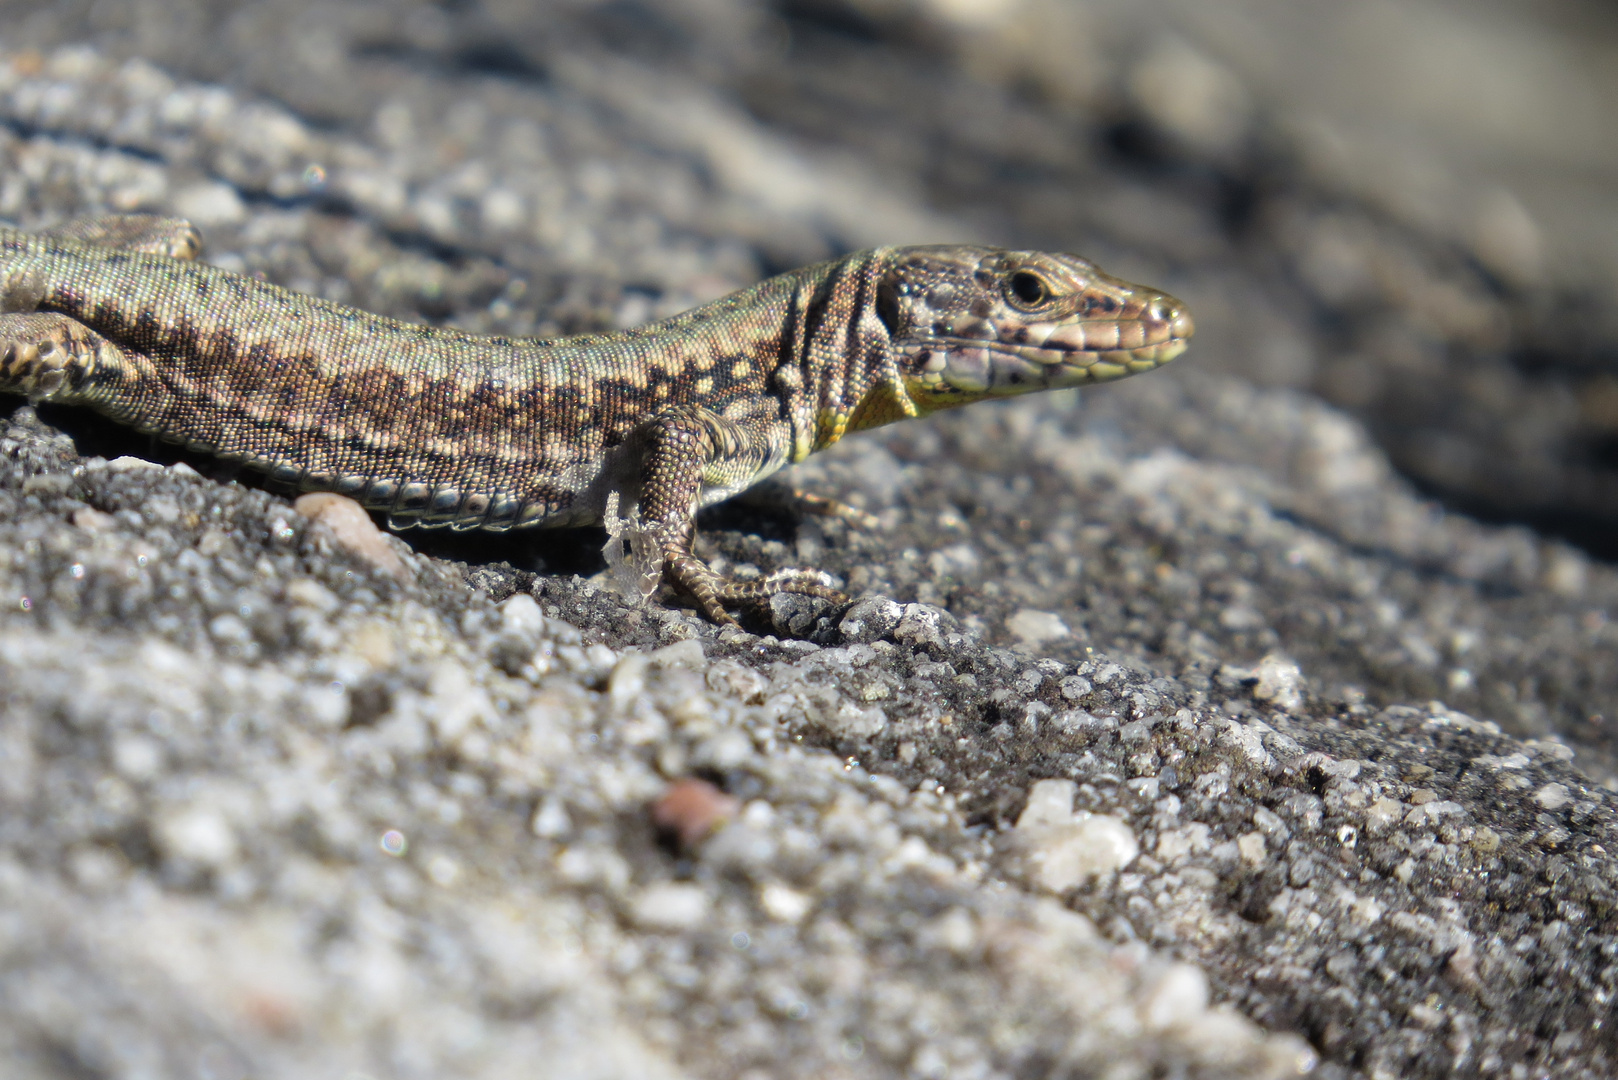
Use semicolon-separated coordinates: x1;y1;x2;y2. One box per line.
774;0;893;44
350;38;549;85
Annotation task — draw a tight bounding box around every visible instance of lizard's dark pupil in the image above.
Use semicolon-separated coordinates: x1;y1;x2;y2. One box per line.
1009;272;1047;306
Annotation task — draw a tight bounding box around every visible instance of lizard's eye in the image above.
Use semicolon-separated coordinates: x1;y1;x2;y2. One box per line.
1006;271;1050;309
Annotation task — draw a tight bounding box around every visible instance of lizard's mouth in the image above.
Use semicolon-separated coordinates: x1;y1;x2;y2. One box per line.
940;334;1189;377
901;310;1194;403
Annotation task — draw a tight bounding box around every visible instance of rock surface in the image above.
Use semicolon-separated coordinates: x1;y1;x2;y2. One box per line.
0;4;1615;1079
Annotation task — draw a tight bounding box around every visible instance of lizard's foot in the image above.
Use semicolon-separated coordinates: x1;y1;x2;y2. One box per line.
664;552;847;627
733;484;881;531
0;313;99;400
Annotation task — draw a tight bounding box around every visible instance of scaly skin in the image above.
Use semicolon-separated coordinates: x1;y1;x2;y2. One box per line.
0;215;1193;623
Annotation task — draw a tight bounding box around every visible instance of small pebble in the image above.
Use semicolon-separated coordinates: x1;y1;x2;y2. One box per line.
631;882;710;931
651;778;740;848
294;493;409;580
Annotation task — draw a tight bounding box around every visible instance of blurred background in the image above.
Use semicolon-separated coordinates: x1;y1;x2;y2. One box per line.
2;0;1615;553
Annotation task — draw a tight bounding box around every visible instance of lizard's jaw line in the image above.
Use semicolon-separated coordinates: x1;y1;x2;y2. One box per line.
924;335;1190;367
903;335;1191;395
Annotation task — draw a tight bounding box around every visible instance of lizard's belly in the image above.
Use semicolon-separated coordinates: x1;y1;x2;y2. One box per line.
281;446;617;534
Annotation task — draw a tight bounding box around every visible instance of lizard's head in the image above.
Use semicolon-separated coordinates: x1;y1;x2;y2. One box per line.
876;245;1194;414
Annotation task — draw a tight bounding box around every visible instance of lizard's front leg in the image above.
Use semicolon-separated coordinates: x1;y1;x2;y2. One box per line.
638;409;847;625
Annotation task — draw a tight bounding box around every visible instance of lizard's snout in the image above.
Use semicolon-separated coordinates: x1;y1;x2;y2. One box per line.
1140;293;1194;345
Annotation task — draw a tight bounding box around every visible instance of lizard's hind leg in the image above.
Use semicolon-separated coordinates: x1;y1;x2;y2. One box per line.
36;214;203;260
0;312;144;413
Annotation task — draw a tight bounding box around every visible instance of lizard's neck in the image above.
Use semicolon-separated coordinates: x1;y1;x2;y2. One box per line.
777;247;914;460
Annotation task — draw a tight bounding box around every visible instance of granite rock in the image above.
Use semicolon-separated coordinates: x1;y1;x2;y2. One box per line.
0;6;1614;1078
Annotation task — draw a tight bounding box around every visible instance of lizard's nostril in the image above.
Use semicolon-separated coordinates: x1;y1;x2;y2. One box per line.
1146;296;1194;339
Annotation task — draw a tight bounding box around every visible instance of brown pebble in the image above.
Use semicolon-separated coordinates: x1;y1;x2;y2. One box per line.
293;493;409;580
651;778;739;848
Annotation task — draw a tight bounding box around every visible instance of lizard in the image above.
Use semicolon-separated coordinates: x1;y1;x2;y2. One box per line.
0;213;1193;624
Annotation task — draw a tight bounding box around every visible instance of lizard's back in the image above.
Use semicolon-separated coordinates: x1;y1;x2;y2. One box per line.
0;226;796;530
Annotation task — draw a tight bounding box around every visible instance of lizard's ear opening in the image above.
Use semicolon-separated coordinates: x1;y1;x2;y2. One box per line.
874;281;901;336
